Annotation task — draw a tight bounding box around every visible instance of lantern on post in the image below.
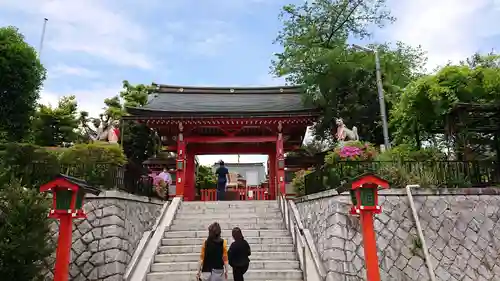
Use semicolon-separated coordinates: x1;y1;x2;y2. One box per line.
40;174;101;281
176;159;185;171
338;173;389;281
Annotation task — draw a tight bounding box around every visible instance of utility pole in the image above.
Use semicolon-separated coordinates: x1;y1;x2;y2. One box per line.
38;18;48;59
352;44;391;150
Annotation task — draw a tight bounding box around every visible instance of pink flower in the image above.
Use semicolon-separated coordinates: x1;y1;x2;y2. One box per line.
338;146;363;159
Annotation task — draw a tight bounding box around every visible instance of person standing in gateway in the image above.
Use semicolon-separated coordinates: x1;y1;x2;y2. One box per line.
215;160;229;201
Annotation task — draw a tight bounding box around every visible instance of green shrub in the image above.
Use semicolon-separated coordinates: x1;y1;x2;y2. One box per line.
59;142;127;189
292;169;312;196
375;144;469;188
376;161;471;188
196;165;216;190
59;142;127;165
376;144;446;162
0;181;54;281
0;143;60;188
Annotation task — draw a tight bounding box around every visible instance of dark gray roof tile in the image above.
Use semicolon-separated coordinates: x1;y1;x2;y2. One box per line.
127;85;318;116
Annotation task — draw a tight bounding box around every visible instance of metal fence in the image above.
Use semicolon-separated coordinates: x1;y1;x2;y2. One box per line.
4;162;156;198
304;161;500;195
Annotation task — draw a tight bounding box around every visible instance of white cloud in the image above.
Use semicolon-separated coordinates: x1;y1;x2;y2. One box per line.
190;33;235;57
50;64;99;79
384;0;500;71
165;20;236;57
0;0;153;69
39;86;121;118
38;88;59;108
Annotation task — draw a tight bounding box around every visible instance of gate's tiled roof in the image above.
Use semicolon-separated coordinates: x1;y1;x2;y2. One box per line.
126;84;319;117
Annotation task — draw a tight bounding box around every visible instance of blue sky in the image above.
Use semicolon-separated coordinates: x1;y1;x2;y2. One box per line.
1;0;500;166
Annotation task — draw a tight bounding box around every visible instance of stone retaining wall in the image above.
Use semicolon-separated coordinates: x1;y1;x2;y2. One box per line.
296;188;500;281
43;190;164;281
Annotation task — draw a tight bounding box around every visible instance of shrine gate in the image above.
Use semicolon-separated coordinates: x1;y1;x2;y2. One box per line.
125;84;319;201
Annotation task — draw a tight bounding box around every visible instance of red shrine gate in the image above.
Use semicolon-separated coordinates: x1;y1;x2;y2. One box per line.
125;84;319;201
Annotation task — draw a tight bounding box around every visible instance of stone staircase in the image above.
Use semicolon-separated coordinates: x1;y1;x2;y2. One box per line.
146;201;303;281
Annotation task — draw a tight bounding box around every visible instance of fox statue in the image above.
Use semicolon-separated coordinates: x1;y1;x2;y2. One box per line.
335;118;359;142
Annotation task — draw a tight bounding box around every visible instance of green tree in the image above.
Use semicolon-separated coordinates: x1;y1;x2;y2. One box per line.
0;143;60;188
272;0;426;144
103;80;160;164
196;165;216;190
76;110;95;143
0;181;54;281
391;54;500;156
287;138;331;157
0;26;46;142
32;95;79;147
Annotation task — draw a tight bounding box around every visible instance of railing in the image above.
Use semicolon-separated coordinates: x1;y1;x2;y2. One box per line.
201;189;217;201
126;197;182;281
200;188;270;201
278;193;327;281
20;162;158;197
3;162;126;189
304;160;500;195
122;175;155;197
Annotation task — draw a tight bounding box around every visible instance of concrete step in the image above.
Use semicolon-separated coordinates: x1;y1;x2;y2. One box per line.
181;201;279;208
173;217;283;224
164;229;289;239
178;208;281;215
155;252;298;263
176;212;282;219
147;270;303;281
169;221;285;231
151;260;301;272
161;236;293;246
158;244;294;254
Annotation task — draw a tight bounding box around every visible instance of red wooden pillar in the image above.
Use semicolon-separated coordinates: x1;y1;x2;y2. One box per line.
361;211;381;281
268;151;276;200
53;214;72;281
176;123;186;198
276;122;285;196
184;152;196;201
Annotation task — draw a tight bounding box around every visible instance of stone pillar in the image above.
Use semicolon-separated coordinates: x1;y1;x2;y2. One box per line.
175;123;186;198
276;122;286;196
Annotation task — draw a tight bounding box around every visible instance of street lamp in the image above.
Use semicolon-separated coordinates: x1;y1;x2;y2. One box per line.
352;44;391;150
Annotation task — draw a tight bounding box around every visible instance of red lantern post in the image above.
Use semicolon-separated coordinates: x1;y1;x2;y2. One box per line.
341;173;389;281
40;174;101;281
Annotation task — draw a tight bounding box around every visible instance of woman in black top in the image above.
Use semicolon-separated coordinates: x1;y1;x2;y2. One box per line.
197;222;228;281
228;227;251;281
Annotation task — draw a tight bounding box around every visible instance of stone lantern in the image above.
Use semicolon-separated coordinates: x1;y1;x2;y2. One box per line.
40;174;101;281
337;173;389;281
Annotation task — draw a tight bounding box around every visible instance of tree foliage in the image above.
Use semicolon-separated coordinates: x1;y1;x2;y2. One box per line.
0;26;46;142
0;181;53;281
103;80;160;164
287;138;331;157
0;143;60;188
32;95;79;147
58;143;127;189
391;54;500;146
196;165;216;190
272;0;426;144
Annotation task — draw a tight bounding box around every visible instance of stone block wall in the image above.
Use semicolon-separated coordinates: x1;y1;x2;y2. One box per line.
296;188;500;281
43;190;164;281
